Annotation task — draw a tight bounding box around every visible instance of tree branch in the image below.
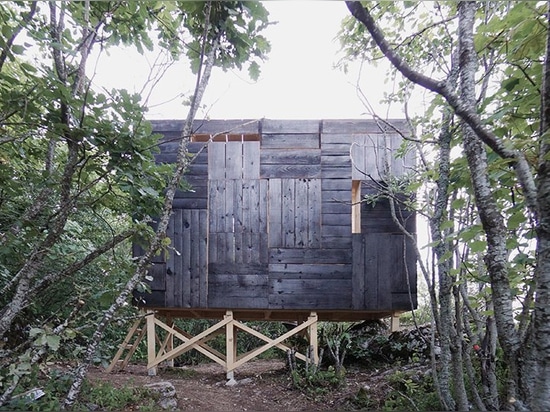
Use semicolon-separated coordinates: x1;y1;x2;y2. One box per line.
345;1;538;216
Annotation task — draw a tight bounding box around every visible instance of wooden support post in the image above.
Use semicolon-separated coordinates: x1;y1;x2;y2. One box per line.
225;311;236;380
307;312;319;365
146;311;157;376
390;313;400;332
165;316;174;367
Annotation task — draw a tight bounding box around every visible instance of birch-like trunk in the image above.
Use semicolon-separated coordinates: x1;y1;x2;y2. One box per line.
62;23;219;412
533;2;550;410
458;2;522;407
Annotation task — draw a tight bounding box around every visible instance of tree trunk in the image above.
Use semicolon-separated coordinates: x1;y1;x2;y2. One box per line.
62;29;219;409
533;2;550;409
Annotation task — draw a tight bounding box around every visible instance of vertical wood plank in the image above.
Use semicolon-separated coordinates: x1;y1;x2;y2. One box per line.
182;210;192;307
173;210;183;307
223;179;234;233
268;179;282;247
364;234;379;310
308;178;322;248
259;179;268;234
225;142;242;179
190;209;200;307
165;216;175;307
234;180;244;233
243;141;260;179
282;179;295;247
208;143;226;179
199;209;208;308
376;234;393;310
295;179;308;247
352;234;365;309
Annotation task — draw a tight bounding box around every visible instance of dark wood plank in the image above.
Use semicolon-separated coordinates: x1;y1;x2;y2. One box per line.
321;179;352;191
209;262;268;276
198;209;208;308
322;236;352;249
352;235;365;309
308;178;322;248
243;141;260;179
321;119;408;134
269;264;352;279
173;210;183;307
375;234;393;310
260;149;321;165
262;119;320;134
268;179;283;247
164;217;175;306
260;164;321;179
282;179;295;247
321;167;351;179
208;143;226;179
261;134;320;149
268;248;352;264
182;210;192;307
363;234;378;310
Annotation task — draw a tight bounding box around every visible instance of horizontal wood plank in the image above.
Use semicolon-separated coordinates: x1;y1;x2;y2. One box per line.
268;248;352;264
261;134;320;149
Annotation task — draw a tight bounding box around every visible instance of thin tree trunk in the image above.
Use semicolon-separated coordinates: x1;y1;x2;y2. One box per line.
458;2;521;407
533;2;550;410
62;21;219;409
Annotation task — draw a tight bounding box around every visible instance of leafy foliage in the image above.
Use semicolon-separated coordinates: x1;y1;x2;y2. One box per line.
0;1;271;407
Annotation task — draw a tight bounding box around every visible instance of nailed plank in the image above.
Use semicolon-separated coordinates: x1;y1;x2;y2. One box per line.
321;154;351;167
321;119;408;134
225;141;243;179
209;263;268;276
268;248;352;264
321;179;352;191
282;179;295;247
352;235;365;309
172;198;207;209
208;143;226;179
308;178;321;248
322;236;352;249
261;134;320;149
268;179;283;247
321;167;351;179
262;119;320;134
198;209;208;308
243;141;260;179
269;264;352;279
260;164;321;179
363;234;378;310
322;213;351;227
295;179;308;248
260;149;321;165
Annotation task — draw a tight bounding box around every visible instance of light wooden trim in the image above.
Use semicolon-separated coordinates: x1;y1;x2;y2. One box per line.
352;180;361;234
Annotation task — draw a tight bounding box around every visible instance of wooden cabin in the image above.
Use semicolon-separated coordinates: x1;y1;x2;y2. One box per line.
118;119;417;376
134;118;417;319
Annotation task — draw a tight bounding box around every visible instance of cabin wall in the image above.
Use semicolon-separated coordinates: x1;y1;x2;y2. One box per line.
134;119;417;314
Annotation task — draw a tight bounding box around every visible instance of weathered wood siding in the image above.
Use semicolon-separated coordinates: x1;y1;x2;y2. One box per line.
134;119;417;316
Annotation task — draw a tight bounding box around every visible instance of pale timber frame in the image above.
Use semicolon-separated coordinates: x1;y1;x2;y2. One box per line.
108;311;319;377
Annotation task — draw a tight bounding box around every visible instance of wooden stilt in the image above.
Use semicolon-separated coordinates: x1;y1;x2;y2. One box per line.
146;311;157;376
307;312;319;365
225;311;236;380
165;316;174;367
390;313;400;332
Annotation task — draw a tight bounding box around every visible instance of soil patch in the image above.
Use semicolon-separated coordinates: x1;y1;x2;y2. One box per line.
86;359;389;411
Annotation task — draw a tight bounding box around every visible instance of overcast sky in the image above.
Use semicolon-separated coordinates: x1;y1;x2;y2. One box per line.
93;1;403;121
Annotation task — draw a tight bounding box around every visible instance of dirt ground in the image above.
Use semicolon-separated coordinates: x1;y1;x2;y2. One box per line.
86;359;386;411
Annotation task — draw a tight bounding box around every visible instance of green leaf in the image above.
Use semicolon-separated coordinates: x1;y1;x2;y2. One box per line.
46;335;61;351
248;61;260;81
470;240;487;253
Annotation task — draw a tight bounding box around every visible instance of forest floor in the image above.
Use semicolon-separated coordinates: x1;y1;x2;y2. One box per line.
86;359;409;411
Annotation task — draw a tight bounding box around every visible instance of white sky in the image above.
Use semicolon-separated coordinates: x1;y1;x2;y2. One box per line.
93;1;405;121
